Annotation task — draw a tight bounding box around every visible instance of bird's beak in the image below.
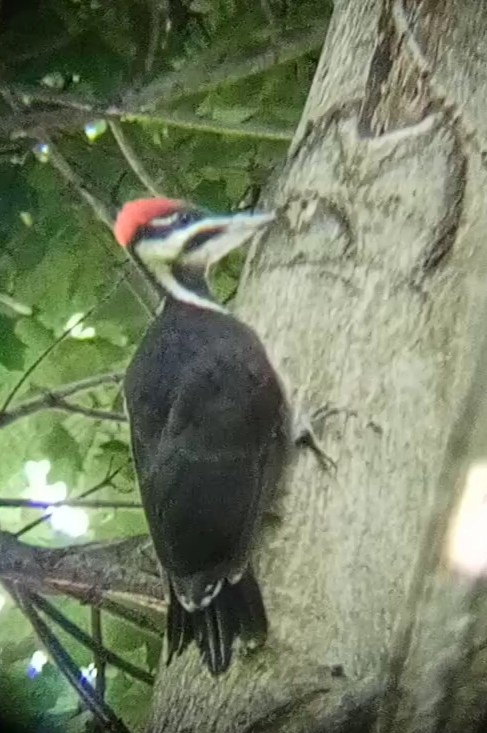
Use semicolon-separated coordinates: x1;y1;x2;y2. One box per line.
181;211;275;268
134;210;274;269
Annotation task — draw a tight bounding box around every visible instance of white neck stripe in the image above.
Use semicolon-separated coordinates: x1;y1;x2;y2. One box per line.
158;269;228;314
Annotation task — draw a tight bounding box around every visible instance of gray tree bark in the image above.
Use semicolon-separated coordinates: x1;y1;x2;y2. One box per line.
146;1;487;731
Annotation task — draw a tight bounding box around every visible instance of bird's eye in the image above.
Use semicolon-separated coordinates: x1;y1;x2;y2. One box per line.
178;210;200;226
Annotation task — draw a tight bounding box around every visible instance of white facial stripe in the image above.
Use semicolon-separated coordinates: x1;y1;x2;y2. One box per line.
137;237;182;262
157;269;228;314
151;213;180;227
137;216;233;264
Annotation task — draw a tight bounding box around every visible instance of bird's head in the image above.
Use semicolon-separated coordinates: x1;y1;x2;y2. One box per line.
114;197;274;307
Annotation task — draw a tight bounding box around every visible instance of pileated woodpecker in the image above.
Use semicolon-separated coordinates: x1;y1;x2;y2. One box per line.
114;198;291;675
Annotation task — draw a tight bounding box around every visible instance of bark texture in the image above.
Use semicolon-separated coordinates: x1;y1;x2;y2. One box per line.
147;1;487;731
0;531;164;607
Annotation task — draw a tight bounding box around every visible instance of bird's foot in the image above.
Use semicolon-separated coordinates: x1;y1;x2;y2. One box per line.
293;404;342;472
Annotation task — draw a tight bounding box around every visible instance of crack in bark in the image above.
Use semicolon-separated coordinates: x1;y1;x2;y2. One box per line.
287;99;363;164
358;0;452;138
359;0;397;137
410;119;468;288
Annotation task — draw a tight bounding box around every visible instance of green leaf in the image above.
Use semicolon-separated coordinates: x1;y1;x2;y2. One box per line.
103;618;148;653
211;105;257;125
109;677;152;732
40;422;83;482
0;314;27;371
0;607;34;663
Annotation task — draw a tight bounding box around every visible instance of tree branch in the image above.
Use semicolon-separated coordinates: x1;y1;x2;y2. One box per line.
137;109;294;141
0;285;127;415
40;400;126;423
108;120;163;195
45;136;115;228
0;25;320;140
91;606;106;702
0;292;33;316
7;583;132;733
1;498;140;510
0;101;294;142
42;138;156;316
0;531;165;606
0;372;126;429
125;26;326;111
1;312;100;413
32;592;154;686
145;0;168;75
66;590;163;639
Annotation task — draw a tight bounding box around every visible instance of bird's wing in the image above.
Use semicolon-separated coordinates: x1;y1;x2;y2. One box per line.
144;349;281;578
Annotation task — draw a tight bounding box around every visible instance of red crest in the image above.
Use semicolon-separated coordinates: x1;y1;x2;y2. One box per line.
114;197;183;247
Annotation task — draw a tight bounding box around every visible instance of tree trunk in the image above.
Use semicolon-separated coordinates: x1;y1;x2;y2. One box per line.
146;1;487;731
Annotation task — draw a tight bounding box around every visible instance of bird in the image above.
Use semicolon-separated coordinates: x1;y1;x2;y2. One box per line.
114;197;292;675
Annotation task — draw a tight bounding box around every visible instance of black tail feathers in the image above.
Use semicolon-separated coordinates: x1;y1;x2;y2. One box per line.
166;568;267;676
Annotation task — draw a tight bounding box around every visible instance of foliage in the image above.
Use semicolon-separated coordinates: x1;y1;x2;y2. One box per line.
0;0;332;729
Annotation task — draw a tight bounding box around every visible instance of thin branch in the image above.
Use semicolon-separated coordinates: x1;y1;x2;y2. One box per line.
145;0;168;75
0;108;114;137
0;272;130;415
40;399;126;423
3;71;153;318
260;0;280;46
8;33;82;65
45;136;115;228
15;462;128;539
91;606;106;701
8;583;132;733
1;312;100;414
32;592;154;687
0;25;322;135
66;589;163;639
1;498;140;510
141;109;294;141
9;86;96;110
108;120;162;195
0;372;126;428
0;292;33;316
0;103;294;142
40;137;155;316
126;26;326;110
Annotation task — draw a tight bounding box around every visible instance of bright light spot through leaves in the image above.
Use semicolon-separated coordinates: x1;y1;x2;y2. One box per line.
24;459;66;515
23;459;90;537
19;211;33;227
50;505;90;538
32;142;50;163
84;119;107;142
64;312;96;340
0;593;6;613
80;662;97;686
27;650;48;679
448;462;487;578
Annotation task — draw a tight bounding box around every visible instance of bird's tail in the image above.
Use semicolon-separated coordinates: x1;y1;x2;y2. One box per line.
166;568;267;676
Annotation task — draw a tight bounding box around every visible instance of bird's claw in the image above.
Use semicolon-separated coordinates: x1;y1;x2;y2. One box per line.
293;403;340;473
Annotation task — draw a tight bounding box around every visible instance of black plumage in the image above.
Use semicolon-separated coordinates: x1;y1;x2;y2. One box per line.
124;272;290;674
